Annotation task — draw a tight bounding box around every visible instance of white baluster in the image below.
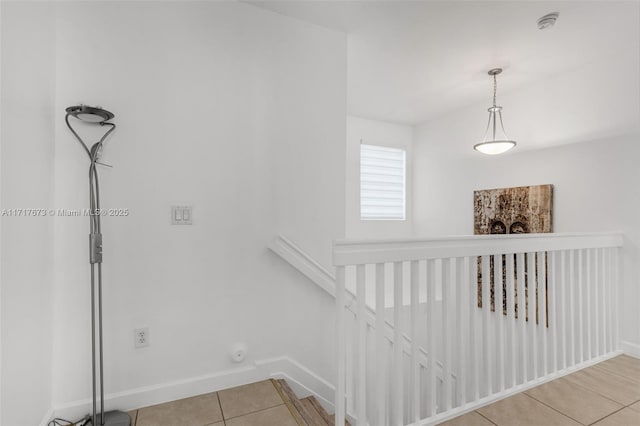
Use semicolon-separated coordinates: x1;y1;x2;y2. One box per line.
528;252;538;379
426;259;436;417
538;251;547;377
613;248;620;352
375;263;386;426
609;248;615;352
506;254;516;389
356;265;366;426
517;253;527;384
346;309;354;416
443;258;454;411
495;254;504;392
577;249;584;363
592;249;602;356
568;250;576;367
458;257;469;405
603;248;608;354
393;262;403;425
471;257;480;401
602;248;613;353
549;251;557;374
600;248;606;355
481;255;492;396
336;266;346;426
410;260;420;422
586;249;592;360
559;250;567;370
600;248;606;356
603;249;609;353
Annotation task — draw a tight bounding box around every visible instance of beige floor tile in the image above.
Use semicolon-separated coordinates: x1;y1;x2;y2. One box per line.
128;410;137;426
219;380;284;419
437;411;496;426
225;404;298;426
477;393;581;426
617;354;640;365
596;356;640;382
611;355;640;371
136;392;223;426
563;365;640;405
592;407;640;426
629;401;640;412
525;377;622;425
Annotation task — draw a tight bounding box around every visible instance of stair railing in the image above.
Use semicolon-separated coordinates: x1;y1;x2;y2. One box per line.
333;233;623;426
269;236;448;377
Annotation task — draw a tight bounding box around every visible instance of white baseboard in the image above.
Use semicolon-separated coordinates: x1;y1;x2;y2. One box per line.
621;340;640;358
48;356;334;424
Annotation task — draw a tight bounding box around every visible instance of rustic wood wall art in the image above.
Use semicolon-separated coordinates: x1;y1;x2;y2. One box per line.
474;184;553;325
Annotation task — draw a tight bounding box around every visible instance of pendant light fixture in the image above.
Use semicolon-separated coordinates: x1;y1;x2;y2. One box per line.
474;68;517;155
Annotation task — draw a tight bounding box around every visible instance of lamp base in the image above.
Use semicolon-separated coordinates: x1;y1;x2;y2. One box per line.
91;410;131;426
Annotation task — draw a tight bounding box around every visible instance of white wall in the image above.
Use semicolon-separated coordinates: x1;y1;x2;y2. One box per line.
414;50;639;158
414;122;640;354
346;116;413;239
414;136;635;237
410;19;640;352
1;2;56;425
2;1;346;423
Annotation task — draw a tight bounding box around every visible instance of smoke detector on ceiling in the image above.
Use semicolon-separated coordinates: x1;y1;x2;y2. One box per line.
537;12;559;30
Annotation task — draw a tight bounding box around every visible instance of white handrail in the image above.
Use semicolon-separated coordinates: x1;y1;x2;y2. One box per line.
268;236;443;368
334;232;624;265
269;235;337;297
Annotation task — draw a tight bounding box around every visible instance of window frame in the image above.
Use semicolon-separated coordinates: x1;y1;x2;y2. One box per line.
359;143;407;221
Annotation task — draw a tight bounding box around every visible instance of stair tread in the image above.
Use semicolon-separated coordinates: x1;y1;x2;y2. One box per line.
272;378;350;426
302;396;333;425
278;379;324;425
299;396;329;426
273;378;324;425
271;379;307;425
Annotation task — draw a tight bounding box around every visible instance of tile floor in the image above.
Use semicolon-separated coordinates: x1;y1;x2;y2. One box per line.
439;355;640;426
128;380;298;426
126;355;640;426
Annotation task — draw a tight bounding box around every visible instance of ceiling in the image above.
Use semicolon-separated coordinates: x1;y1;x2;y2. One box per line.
248;1;640;127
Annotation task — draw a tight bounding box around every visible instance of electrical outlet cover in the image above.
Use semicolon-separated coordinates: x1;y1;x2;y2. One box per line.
135;327;149;348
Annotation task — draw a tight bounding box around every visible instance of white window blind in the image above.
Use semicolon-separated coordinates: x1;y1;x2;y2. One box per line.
360;143;406;220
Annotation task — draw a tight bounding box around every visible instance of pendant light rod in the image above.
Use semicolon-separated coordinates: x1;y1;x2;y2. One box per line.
490;68;500;141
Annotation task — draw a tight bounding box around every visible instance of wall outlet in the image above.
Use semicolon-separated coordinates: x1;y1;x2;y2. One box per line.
134;327;149;348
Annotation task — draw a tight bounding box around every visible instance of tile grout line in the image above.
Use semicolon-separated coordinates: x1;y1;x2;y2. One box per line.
223;403;288;422
556;374;628;407
270;379;305;426
586;405;628;426
216;392;226;426
217;380;290;422
592;362;640;384
474;409;499;425
522;392;588;425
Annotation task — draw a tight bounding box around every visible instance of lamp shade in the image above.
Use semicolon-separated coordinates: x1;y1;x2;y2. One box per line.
474;140;516;155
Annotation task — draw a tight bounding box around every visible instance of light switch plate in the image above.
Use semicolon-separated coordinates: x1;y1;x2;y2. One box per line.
171;206;193;225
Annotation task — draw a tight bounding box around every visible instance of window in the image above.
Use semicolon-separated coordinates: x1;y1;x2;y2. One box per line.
360;144;406;220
